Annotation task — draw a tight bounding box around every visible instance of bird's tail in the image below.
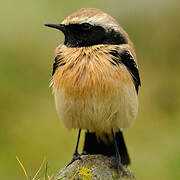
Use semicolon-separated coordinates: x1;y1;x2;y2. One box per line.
82;130;130;166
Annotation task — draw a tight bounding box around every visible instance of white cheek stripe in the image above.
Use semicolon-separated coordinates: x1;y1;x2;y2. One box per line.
62;14;120;31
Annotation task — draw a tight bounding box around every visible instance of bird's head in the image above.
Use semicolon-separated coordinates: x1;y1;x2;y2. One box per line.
45;8;129;47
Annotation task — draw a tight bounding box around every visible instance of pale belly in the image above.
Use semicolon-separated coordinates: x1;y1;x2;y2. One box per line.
54;83;138;135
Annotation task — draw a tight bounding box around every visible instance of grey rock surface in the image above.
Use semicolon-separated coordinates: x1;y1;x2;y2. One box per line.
55;154;136;180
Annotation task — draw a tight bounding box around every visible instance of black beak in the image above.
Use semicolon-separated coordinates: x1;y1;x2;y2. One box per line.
44;24;66;32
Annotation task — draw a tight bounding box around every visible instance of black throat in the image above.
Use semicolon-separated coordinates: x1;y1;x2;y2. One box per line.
63;23;128;47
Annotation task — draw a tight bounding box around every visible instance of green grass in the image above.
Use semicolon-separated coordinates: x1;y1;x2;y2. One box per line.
16;156;54;180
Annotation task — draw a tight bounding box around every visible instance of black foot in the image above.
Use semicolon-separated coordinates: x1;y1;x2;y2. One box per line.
116;160;129;175
66;153;82;167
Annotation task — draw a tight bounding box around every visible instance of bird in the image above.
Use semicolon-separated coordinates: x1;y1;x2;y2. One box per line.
45;8;141;172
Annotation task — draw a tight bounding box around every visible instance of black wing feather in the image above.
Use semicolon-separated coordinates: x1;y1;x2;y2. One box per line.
109;49;141;93
52;55;66;76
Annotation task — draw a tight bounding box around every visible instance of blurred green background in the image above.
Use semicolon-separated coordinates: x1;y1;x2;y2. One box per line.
1;0;180;179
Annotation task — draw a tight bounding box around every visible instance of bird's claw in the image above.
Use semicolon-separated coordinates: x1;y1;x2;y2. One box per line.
66;153;82;167
116;161;129;176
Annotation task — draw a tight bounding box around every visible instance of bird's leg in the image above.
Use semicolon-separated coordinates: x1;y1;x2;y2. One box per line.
67;129;82;166
112;129;128;175
73;129;81;158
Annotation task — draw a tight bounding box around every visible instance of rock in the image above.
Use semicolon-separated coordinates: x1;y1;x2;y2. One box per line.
55;154;136;180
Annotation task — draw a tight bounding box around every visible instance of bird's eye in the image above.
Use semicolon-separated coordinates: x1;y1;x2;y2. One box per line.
81;23;92;30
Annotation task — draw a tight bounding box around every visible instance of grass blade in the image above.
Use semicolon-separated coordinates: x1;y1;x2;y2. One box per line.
32;157;46;180
16;156;29;180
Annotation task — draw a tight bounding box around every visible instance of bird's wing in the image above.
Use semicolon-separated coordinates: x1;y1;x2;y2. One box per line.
109;47;141;93
52;54;66;76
